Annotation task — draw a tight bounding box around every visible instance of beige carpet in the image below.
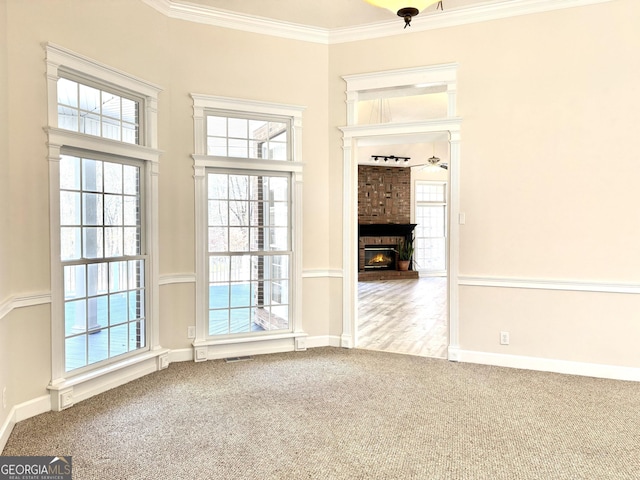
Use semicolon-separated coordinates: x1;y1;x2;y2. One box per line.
3;348;640;479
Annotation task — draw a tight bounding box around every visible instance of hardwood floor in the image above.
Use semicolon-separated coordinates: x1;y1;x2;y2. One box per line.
357;277;447;358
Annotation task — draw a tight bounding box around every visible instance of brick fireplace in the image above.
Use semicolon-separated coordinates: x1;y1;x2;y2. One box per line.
358;165;418;281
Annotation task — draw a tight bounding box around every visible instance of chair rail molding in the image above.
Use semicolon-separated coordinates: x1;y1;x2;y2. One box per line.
458;275;640;294
0;292;52;322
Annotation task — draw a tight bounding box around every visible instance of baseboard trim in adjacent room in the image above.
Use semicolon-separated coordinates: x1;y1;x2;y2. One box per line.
457;350;640;382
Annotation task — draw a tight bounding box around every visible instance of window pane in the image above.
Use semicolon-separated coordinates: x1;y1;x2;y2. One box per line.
57;78;78;107
230;283;251;308
229;227;249;251
79;84;100;112
122;123;137;144
207;137;227;156
66;335;86;371
123;227;139;256
58;105;79;131
209;309;229;335
209;256;229;283
208;200;228;226
207;116;227;137
80;113;101;136
60;191;81;225
248;119;268;139
82;193;103;225
123;165;138;195
102;93;121;119
210;284;230;309
60;155;81;190
110;324;128;356
61;227;81;261
64;265;86;300
109;261;127;292
229;201;248;226
229;175;248;200
208;174;228;199
102;116;121;141
128;260;144;290
104;195;123;225
104;162;123;194
88;296;108;330
230;255;251;281
228;118;247;138
209;227;228;252
123;196;138;225
105;227;123;257
228;139;248;158
82;159;103;192
109;293;128;325
122;98;137;124
88;330;109;364
83;227;103;258
230;309;250;333
87;263;109;296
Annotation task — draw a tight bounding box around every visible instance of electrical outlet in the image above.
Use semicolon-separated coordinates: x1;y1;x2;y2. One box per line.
2;386;6;409
187;326;196;339
500;331;510;345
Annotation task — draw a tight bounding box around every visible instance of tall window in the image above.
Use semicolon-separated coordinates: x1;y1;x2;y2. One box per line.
191;94;304;355
60;154;146;371
415;182;447;275
207;172;290;336
46;43;161;383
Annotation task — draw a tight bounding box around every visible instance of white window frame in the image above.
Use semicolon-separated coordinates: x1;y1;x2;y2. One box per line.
414;181;448;276
45;43;165;410
191;94;306;361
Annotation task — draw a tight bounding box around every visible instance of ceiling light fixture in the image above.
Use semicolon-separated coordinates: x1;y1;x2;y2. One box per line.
365;0;443;28
371;155;410;163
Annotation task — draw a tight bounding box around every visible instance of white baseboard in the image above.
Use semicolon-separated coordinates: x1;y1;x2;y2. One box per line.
169;348;194;363
0;395;51;454
305;335;342;349
456;349;640;382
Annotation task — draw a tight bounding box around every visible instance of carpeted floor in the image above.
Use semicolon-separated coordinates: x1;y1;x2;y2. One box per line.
3;347;640;479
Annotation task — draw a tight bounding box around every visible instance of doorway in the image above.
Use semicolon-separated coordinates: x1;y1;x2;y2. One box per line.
355;142;450;358
339;64;462;360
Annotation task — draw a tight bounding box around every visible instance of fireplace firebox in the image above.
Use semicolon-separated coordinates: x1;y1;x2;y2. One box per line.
364;245;396;270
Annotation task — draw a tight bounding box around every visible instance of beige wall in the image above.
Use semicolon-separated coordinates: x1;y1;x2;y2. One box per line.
2;0;639;420
329;0;640;366
1;0;10;429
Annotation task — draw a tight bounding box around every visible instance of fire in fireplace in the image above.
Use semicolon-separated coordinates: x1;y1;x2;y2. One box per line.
364;245;396;270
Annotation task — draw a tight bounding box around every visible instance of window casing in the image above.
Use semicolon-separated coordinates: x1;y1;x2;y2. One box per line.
191;94;305;358
46;43;162;385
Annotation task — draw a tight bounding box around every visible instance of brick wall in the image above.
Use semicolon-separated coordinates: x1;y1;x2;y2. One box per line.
358;166;411;224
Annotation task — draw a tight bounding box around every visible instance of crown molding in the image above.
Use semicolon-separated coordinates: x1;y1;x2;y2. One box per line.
142;0;615;44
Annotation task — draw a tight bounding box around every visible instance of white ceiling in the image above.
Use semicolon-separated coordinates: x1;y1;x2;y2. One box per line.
183;0;495;29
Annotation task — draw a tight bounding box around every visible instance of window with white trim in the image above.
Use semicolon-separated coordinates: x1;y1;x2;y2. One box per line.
46;43;161;379
207;171;290;335
191;95;305;353
415;182;447;275
60;153;146;371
